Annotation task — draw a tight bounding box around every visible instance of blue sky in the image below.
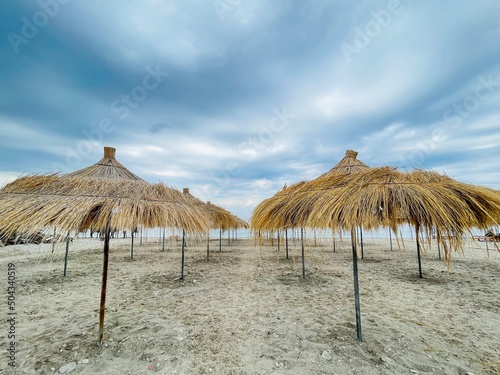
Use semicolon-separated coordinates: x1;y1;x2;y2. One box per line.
1;0;500;222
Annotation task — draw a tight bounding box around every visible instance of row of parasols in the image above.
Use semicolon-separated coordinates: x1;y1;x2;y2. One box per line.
0;147;248;345
1;147;500;344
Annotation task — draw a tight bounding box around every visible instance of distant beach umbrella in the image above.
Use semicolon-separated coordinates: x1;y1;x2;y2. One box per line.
182;188;211;262
205;200;249;253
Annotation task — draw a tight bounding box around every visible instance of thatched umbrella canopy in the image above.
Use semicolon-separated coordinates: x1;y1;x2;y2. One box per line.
317;149;369;177
0;155;209;346
251;161;500;341
66;146;145;181
271;166;500;341
205;201;239;230
182;187;212;260
251;149;369;231
205;201;247;250
67;146;146;256
0;175;207;238
251;150;370;277
301;167;500;250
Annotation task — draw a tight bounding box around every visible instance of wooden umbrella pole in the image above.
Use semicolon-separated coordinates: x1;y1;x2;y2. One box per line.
351;227;362;342
285;228;289;260
301;227;305;279
206;231;210;261
227;230;230;246
162;228;166;252
416;225;423;278
98;223;111;346
219;228;222;252
63;231;70;277
180;229;186;281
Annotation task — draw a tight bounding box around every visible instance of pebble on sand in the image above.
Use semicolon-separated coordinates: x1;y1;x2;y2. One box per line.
59;362;77;374
321;351;332;361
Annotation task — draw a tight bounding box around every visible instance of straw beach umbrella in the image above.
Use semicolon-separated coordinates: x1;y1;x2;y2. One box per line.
251;150;370;276
182;188;248;259
317;150;369;256
289;166;500;341
252;160;500;342
0;154;209;345
205;201;247;252
66;146;145;181
252;150;368;231
182;188;212;260
67;146;145;260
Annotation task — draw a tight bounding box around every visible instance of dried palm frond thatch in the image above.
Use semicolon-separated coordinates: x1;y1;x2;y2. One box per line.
251;149;369;231
205;200;248;231
0;147;209;346
250;157;500;343
0;176;208;237
317;149;369;177
181;188;248;259
66;146;145;181
302;167;500;249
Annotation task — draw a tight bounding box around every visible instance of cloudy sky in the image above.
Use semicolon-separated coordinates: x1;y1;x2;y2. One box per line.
1;0;500;221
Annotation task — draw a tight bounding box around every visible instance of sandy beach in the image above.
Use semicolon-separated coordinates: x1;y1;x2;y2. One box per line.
1;235;499;375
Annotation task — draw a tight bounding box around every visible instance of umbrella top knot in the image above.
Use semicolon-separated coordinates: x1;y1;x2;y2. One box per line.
345;150;358;158
183;188;190;194
104;147;116;159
